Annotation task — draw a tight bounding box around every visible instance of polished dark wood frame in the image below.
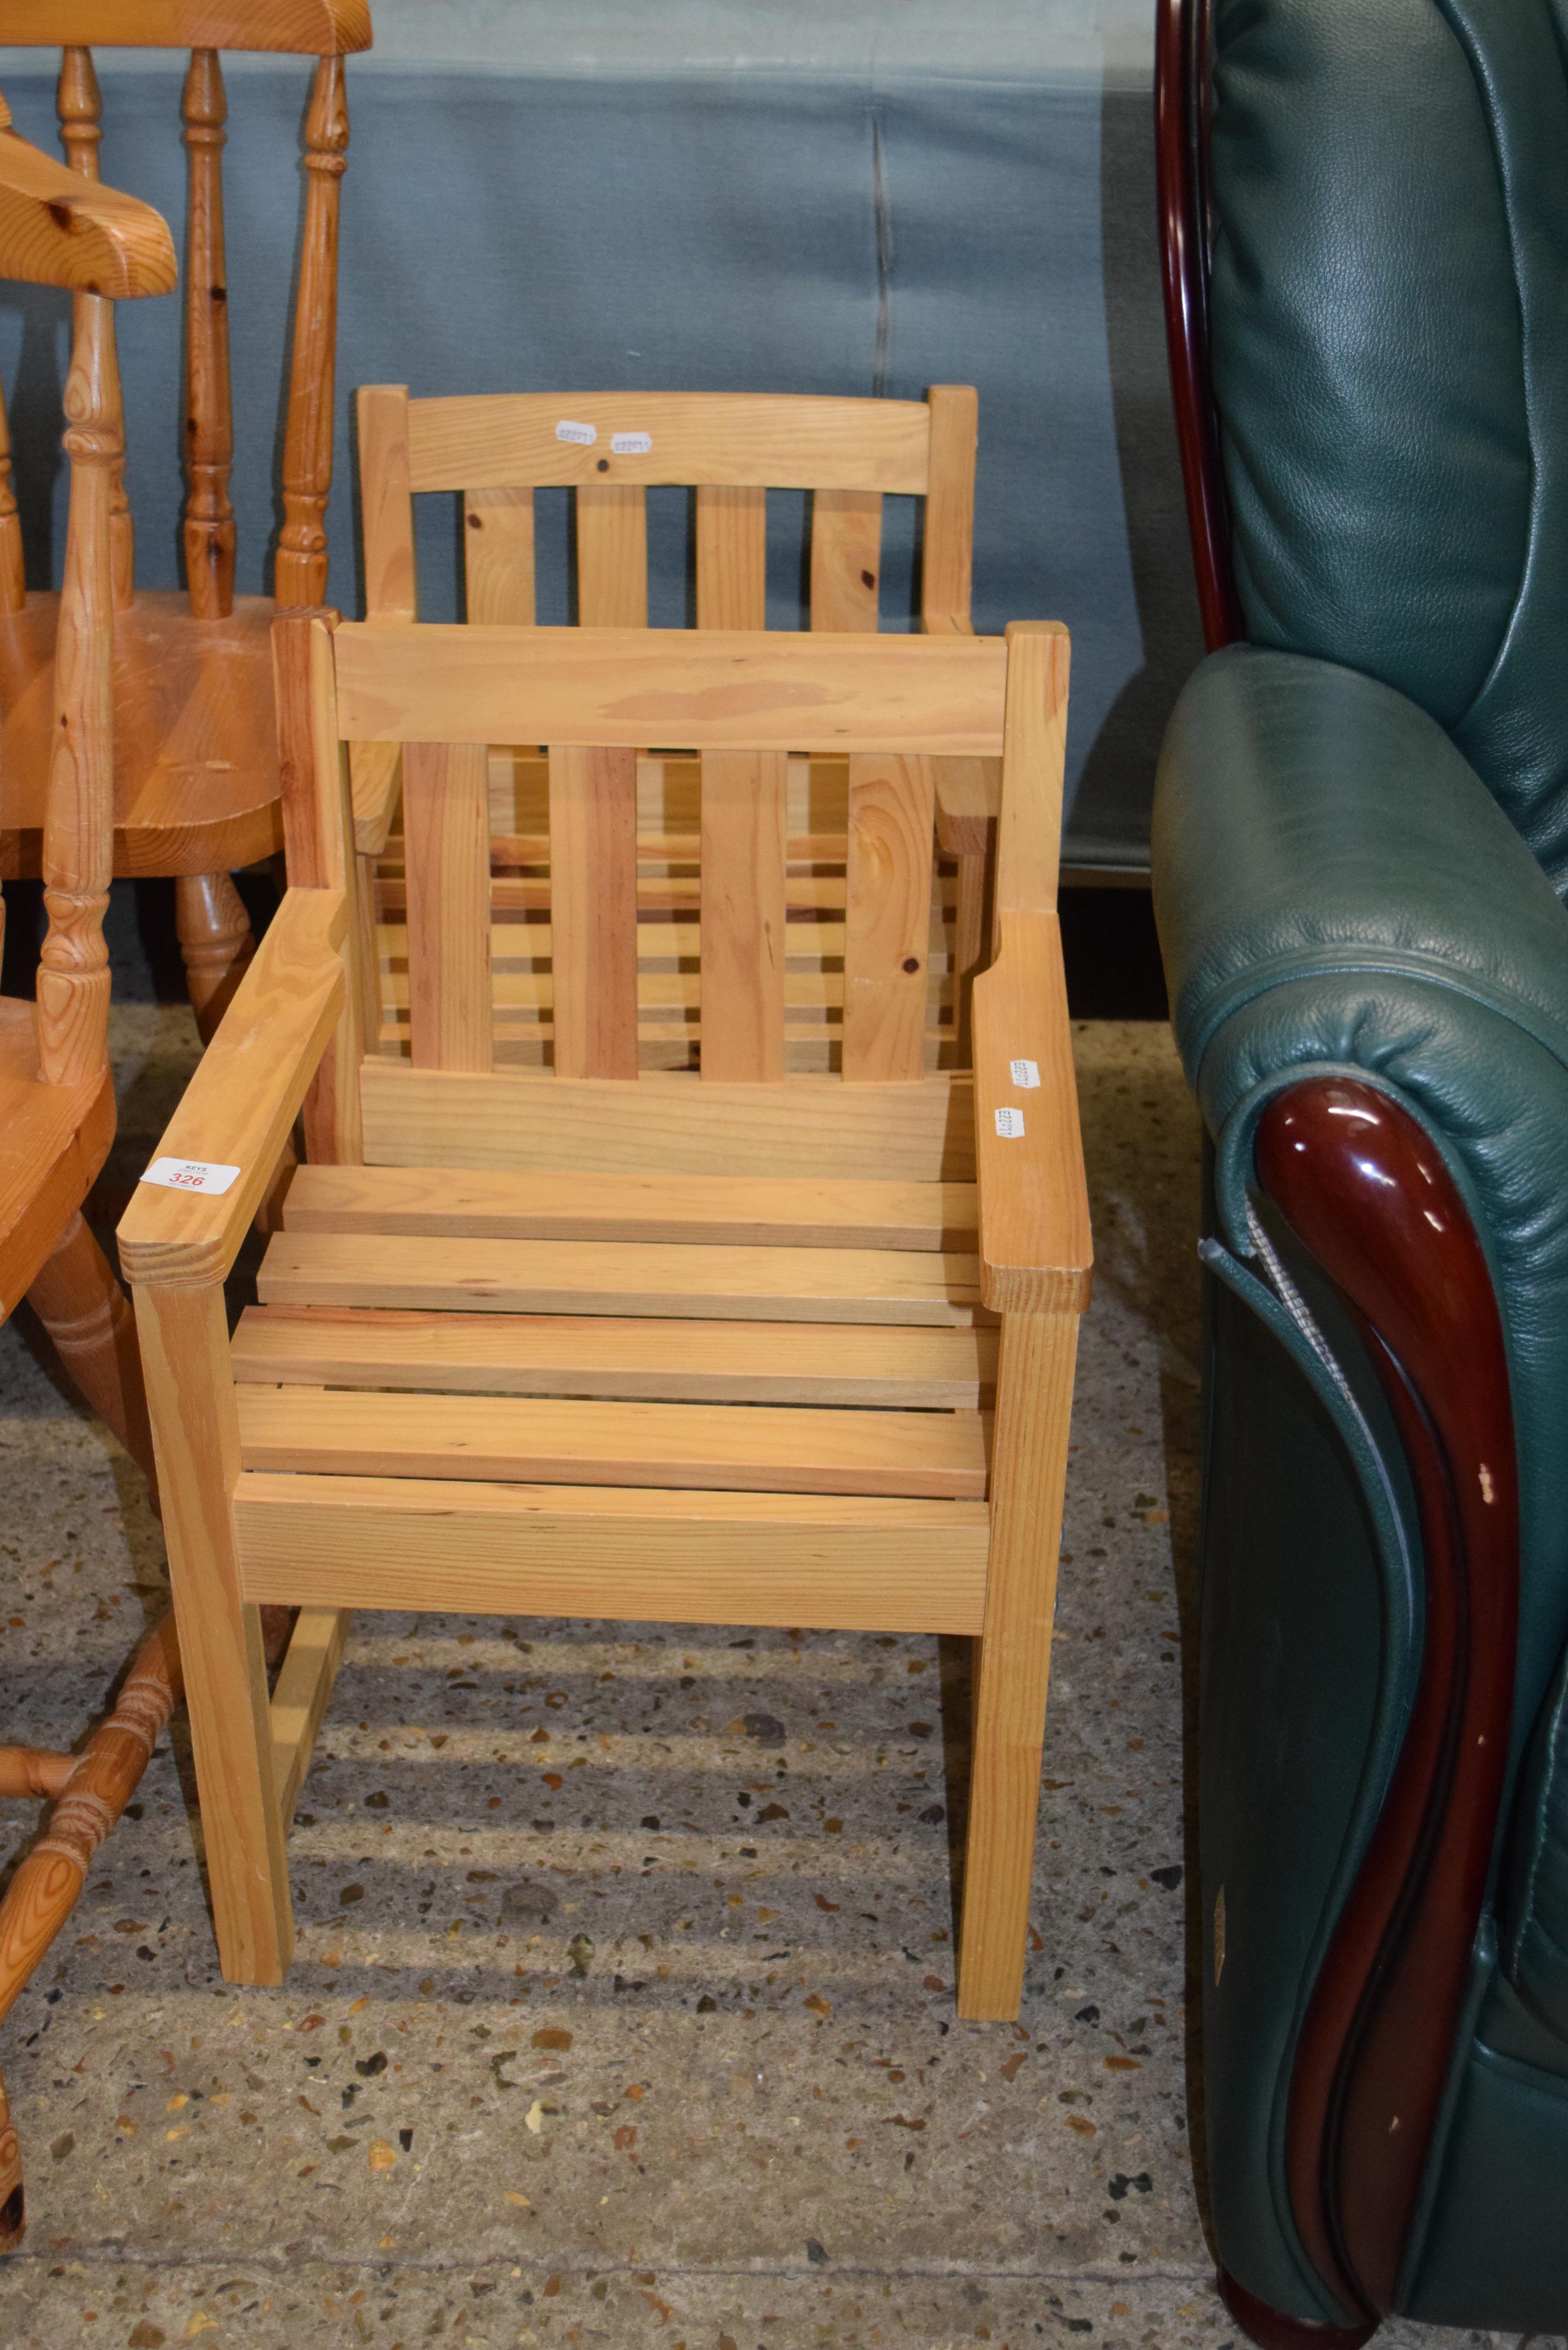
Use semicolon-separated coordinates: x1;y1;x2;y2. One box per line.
1155;0;1244;651
1247;1081;1518;2333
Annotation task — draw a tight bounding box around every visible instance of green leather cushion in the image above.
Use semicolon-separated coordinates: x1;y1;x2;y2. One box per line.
1208;0;1568;881
1154;646;1568;2032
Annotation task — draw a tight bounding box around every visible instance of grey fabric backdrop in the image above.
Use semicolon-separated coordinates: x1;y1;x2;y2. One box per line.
0;5;1198;869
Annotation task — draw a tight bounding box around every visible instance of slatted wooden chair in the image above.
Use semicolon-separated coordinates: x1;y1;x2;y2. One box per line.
119;608;1091;2024
352;386;999;1059
0;1;371;1041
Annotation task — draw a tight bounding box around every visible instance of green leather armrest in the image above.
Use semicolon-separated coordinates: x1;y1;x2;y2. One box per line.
1156;639;1568;2034
1153;646;1568;1097
1154;646;1568;2317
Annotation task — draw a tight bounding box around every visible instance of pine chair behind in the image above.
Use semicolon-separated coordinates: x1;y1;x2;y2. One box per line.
0;105;179;2249
0;1;372;1045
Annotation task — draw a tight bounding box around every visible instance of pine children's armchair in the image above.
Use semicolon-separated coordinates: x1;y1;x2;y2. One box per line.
119;610;1092;2024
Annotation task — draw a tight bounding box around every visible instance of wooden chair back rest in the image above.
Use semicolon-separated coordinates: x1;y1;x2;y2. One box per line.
299;619;1064;1097
0;1;370;623
0;102;176;1081
358;385;979;637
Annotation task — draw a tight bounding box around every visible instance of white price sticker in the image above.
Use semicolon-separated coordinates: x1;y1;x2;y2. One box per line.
1009;1057;1041;1089
141;1156;241;1196
555;419;597;446
610;431;652;456
994;1108;1026;1141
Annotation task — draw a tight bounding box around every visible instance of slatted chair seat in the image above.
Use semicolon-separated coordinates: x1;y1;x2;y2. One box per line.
232;1157;995;1507
120;609;1091;2026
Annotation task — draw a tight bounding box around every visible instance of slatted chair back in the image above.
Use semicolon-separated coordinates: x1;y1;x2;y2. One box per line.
0;101;176;1082
352;387;987;1074
277;611;1067;1174
358;385;979;636
0;0;371;623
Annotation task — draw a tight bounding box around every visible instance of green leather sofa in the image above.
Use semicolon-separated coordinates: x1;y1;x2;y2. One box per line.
1152;0;1568;2341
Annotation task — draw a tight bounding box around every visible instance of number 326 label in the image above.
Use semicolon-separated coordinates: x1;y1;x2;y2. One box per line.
140;1156;241;1196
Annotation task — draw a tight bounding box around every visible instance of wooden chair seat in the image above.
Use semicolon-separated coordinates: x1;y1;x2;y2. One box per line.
231;1159;994;1504
0;593;280;879
0;997;114;1305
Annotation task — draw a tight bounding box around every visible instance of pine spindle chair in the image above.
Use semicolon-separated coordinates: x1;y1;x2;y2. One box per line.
0;108;180;2250
119;607;1092;2025
352;386;999;1062
0;1;371;1045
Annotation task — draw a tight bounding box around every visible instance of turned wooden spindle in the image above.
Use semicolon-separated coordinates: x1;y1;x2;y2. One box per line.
0;362;25;617
0;1616;183;2043
36;289;118;1088
181;48;235;618
276;54;349;607
27;1214;157;1490
56;48;134;610
174;870;255;1041
0;1750;76;1802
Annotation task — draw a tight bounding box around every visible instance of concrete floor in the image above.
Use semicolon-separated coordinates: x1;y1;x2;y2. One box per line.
0;898;1549;2348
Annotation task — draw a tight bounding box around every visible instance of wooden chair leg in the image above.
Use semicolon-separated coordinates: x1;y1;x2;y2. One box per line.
134;1281;294;1984
0;2064;21;2251
26;1212;157;1492
958;1309;1080;2021
174;870;255;1045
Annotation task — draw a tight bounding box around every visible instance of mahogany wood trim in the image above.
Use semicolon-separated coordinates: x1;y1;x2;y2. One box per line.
1218;2270;1376;2350
1155;0;1243;650
1255;1078;1518;2318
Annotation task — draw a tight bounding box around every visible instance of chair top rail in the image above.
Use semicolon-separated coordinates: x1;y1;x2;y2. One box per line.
0;106;175;295
0;1;372;54
402;390;938;497
331;623;1010;758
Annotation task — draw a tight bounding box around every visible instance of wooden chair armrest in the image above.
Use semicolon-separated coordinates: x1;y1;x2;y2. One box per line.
972;911;1092;1315
0;113;176;299
350;740;402;857
118;889;347;1288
